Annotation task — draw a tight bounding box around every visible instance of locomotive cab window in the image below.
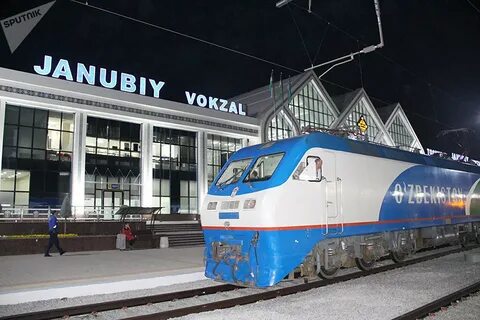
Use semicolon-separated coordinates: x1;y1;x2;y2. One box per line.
292;156;323;181
244;153;284;182
216;158;252;187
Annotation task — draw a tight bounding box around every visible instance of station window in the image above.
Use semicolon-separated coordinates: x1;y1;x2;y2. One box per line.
267;111;293;141
288;80;335;131
1;104;74;208
388;115;414;151
206;134;243;186
84;117;141;218
152;127;197;214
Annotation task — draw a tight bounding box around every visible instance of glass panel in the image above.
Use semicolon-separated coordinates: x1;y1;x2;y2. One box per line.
161;179;170;196
86;136;96;147
15;171;30;192
48;111;62;130
14;192;29;206
5;106;19;124
189;180;197;196
180;180;189;197
103;191;112;207
32;149;45;160
153;178;160;196
189;198;197;213
18;127;32;148
0;170;16;191
0;191;14;206
19;108;34;126
245;153;284;182
3;147;16;158
3;125;18;146
61;132;73;152
33;129;47;149
62;113;74;132
17;148;31;159
47;130;60;150
34;109;48;128
216;158;252;186
97;138;108;148
180;197;189;213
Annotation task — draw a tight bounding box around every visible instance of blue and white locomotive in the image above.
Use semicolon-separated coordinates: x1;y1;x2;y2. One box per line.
200;132;480;287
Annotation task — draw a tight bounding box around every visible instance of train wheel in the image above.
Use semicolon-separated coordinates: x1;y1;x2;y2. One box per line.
318;266;339;279
390;251;406;263
355;257;375;271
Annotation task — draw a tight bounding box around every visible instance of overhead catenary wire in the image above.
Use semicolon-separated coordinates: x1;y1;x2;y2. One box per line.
290;1;479;113
465;0;480;14
69;0;301;74
287;4;314;66
68;0;461;130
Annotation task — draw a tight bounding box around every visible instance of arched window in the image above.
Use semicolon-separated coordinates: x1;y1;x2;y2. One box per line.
341;98;380;141
267;111;294;141
388;115;414;151
288;80;335;131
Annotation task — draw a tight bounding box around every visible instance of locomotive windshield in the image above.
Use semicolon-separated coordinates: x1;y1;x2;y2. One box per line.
244;153;284;182
216;158;252;187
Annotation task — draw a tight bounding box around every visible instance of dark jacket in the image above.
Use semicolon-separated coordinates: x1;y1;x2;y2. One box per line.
48;215;58;233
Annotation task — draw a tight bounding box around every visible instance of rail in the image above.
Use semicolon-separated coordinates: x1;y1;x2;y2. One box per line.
392;280;480;320
5;244;477;320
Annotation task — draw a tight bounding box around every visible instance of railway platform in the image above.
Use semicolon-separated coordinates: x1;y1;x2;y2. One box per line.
0;246;205;306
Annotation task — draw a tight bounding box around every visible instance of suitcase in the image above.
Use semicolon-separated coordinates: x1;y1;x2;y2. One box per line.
116;233;126;250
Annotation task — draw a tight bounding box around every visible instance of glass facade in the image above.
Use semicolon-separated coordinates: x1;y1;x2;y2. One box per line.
207;134;243;185
288;80;336;131
388;115;414;150
152;127;197;214
267;112;294;141
84;117;141;217
341;98;380;142
1;105;74;207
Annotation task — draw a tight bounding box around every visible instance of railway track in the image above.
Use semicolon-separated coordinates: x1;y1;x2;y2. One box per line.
2;244;478;320
392;280;480;320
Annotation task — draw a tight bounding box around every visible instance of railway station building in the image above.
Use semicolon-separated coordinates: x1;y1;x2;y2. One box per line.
0;64;424;219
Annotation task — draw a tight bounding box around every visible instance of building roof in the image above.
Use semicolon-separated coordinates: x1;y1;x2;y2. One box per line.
376;104;399;123
331;88;363;113
230;71;313;118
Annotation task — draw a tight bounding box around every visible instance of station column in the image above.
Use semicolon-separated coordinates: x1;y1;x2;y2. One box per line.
71;112;87;217
197;131;207;212
141;122;153;207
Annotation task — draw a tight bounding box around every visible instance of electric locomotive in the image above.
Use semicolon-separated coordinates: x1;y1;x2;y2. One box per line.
200;132;480;287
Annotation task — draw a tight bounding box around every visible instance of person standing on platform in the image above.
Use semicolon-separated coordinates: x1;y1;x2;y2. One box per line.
45;211;66;257
122;223;137;250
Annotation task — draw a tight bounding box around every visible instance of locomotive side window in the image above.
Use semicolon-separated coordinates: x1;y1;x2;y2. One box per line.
216;158;252;187
293;156;323;181
244;153;284;182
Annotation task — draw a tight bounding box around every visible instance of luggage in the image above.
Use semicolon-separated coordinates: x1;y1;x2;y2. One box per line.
116;233;126;250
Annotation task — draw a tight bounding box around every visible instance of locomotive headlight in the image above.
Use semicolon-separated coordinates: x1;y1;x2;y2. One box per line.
243;199;256;209
207;202;218;210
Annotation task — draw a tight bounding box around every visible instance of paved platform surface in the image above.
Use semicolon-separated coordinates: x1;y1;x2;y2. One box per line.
0;247;206;305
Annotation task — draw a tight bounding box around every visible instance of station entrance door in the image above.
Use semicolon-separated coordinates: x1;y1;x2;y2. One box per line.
102;190;124;219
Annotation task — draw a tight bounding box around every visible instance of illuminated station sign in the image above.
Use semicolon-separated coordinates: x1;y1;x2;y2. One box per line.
33;55;247;116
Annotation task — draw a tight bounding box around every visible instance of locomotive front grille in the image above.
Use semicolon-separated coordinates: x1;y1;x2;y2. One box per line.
212;241;241;260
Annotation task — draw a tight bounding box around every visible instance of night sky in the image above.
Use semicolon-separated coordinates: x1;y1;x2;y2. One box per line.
1;0;479;157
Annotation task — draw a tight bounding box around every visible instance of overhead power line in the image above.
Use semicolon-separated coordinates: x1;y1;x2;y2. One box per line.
291;1;479;114
466;0;480;14
68;0;462;128
69;0;301;73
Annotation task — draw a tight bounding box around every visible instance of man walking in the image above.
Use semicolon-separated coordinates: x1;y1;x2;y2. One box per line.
45;211;65;257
